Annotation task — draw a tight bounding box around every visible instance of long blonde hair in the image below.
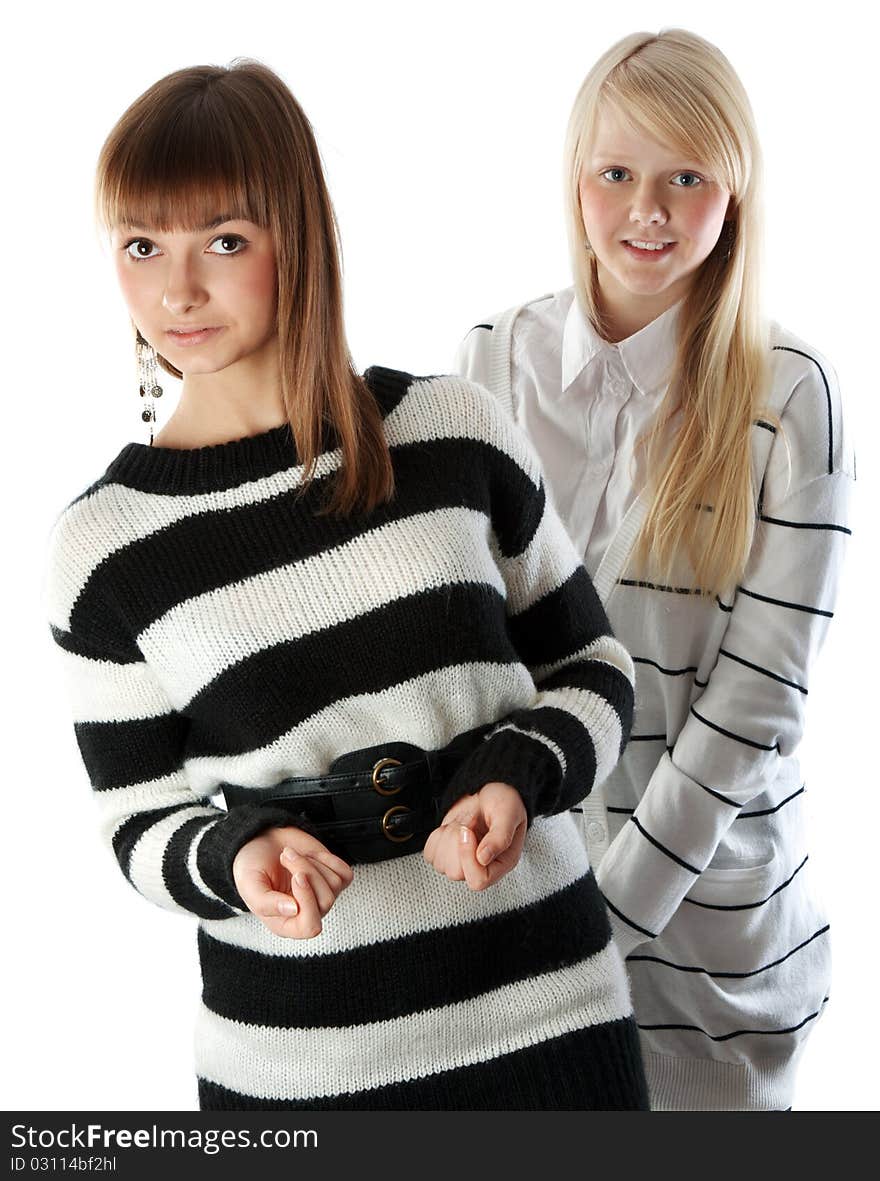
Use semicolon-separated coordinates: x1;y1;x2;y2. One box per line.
563;29;783;596
94;58;394;516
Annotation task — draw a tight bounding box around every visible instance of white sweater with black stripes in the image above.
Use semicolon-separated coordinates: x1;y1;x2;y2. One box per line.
44;367;649;1111
455;290;856;1112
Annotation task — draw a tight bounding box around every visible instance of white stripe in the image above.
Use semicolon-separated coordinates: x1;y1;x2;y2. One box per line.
181;662;536;796
532;634;636;689
140;507;503;704
538;685;624;786
201;810;589;956
55;646;175;723
389;376;544;489
194;941;631;1100
497;506;583;613
127;805;221;915
489;721;567;776
96;774;203;836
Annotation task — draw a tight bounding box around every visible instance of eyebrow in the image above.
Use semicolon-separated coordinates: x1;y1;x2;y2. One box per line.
123;212;242;232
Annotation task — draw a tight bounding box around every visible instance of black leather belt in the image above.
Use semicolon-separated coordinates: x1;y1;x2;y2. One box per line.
219;726;495;865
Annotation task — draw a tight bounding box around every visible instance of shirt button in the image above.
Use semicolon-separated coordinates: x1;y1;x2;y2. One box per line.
586;820;607;844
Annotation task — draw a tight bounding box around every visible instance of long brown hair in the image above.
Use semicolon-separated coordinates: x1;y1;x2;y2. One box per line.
563;30;786;597
94;58;394;516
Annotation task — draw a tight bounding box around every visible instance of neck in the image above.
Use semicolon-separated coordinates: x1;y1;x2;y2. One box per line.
595;265;688;343
157;334;287;449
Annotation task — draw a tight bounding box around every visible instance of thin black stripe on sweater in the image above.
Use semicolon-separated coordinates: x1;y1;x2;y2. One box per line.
682;855;809;912
718;648;808;695
632;657;699;677
760;513;851;535
630;816;701;874
737;785;805;819
638;997;828;1042
627;924;829;978
772;346;834;474
737;586;834;619
689;705;779;752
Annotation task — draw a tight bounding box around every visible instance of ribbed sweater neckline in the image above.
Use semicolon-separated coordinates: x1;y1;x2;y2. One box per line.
103;365;410;496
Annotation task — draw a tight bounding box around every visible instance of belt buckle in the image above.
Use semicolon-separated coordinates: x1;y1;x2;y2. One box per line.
381;804;414;844
371;757;403;796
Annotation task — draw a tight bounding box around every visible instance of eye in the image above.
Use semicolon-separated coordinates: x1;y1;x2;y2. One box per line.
207;233;248;255
600;167;630;183
123;238;160;262
672;172;703;187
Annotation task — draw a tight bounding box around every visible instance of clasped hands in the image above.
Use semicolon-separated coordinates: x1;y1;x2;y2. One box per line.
231;781;527;940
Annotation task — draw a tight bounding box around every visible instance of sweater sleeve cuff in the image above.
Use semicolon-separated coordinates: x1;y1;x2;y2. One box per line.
196;804;312;912
438;725;562;824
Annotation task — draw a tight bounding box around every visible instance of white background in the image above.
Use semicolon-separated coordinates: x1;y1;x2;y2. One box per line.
5;0;875;1111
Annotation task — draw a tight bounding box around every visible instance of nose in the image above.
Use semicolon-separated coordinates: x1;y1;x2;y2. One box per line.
161;257;208;316
629;181;668;228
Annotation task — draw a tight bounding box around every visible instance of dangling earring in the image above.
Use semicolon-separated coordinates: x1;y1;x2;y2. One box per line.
584;236;594;256
721;220;736;263
135;329;163;446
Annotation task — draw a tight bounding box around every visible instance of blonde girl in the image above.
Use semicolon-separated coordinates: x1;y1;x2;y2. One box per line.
45;58;648;1110
455;28;854;1110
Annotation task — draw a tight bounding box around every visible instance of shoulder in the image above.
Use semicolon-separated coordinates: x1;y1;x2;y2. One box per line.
376;366;543;486
766;322;854;478
454;289;567;375
44;463;137;632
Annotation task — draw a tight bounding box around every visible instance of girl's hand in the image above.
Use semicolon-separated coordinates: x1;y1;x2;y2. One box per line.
423;782;527;891
232;826;353;939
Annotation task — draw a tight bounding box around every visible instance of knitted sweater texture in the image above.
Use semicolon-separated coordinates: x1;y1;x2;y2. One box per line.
45;366;647;1110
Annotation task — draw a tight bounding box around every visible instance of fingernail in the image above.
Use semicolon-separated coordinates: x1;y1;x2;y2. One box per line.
460;826;470;844
295;872;308;888
278;899;298;916
281;847;294;861
477;846;493;865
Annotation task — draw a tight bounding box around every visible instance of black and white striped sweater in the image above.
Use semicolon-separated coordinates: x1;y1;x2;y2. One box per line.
45;366;647;1110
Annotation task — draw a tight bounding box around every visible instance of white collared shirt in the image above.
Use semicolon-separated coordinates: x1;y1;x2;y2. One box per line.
487;288;680;577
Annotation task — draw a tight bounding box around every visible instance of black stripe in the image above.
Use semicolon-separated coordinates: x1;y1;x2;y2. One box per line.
197;1018;649;1110
186;583;518;759
760;513;851;535
510;566;616;668
772;345;834;474
738;586;833;619
638;998;827;1042
111;803;191;878
737;785;805;819
628;925;829;978
631;816;701;875
716;597;734;613
469;323;494;333
718;648;808;695
481;705;599;813
690;705;779;752
684;855;808;911
599;892;658;940
754;420;777;434
607;806;634;815
630;733;666;742
72;434;544;647
75;710;189;792
163;814;235;920
633;656;699;677
199;872;611;1027
618;579;706;596
688;774;742;808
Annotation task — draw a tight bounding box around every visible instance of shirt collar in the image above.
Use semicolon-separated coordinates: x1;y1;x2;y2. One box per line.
561;294;682;398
